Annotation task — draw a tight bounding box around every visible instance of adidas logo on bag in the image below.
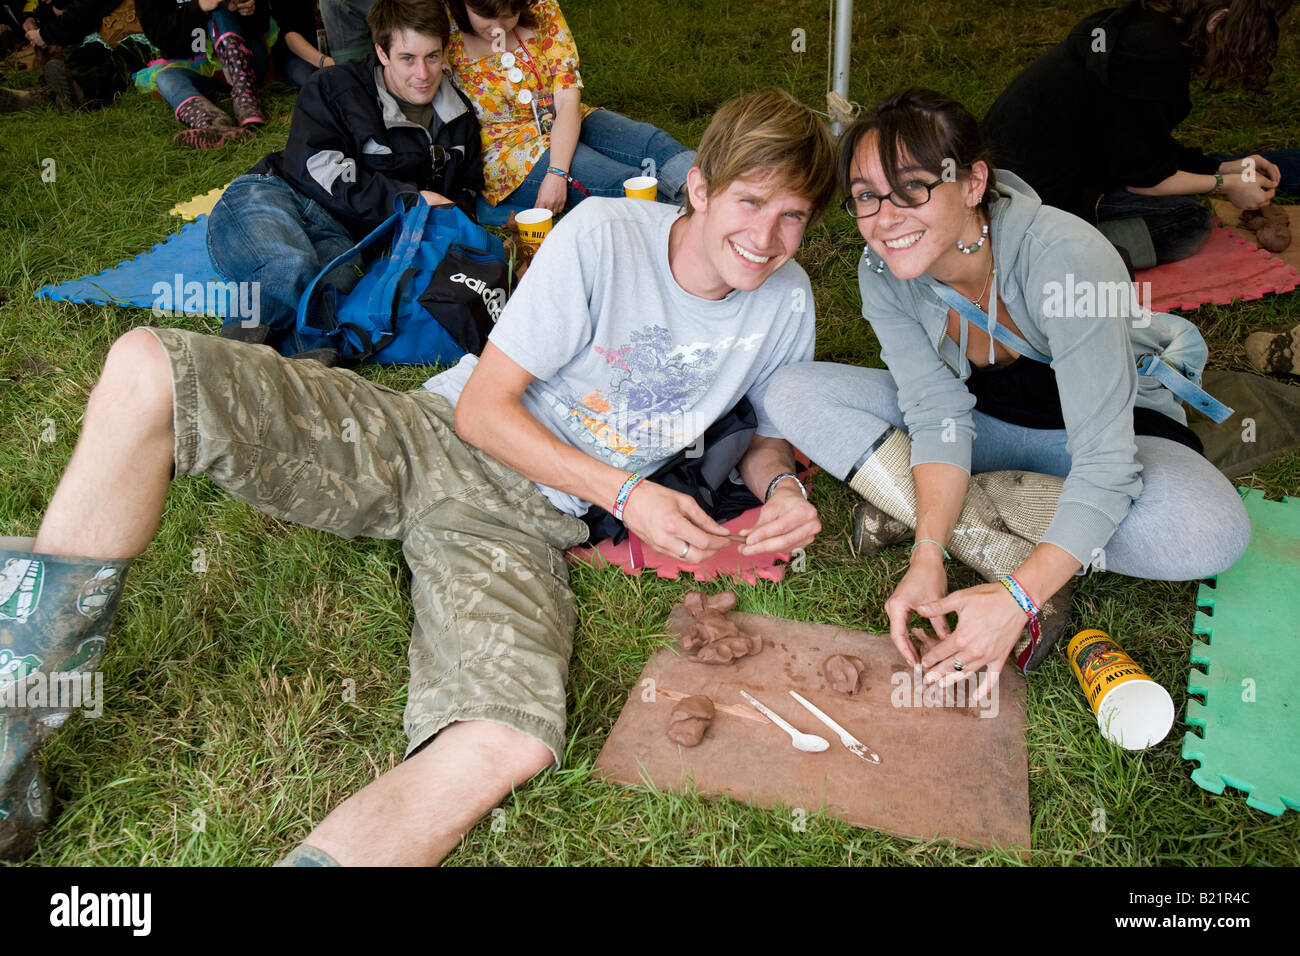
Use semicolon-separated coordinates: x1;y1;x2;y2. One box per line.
448;272;506;321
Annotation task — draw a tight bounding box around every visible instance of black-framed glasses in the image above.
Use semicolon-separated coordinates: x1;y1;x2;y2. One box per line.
842;177;948;218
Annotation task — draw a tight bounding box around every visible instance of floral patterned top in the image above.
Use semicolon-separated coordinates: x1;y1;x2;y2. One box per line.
446;0;595;205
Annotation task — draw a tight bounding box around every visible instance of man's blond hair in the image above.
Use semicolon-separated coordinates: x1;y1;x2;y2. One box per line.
682;89;837;222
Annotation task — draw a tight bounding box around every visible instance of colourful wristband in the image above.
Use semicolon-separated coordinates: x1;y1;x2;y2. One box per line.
547;166;568;179
612;473;644;521
1000;574;1042;670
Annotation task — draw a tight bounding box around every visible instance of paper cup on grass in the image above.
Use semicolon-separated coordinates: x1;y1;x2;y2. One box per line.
623;176;657;200
515;208;553;250
1068;628;1174;750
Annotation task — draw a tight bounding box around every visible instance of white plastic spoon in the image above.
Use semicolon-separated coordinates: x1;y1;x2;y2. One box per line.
739;690;830;753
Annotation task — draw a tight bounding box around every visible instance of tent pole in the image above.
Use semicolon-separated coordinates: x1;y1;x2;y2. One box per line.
831;0;853;136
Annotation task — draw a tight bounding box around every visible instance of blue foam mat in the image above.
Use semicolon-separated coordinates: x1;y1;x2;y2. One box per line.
35;216;225;313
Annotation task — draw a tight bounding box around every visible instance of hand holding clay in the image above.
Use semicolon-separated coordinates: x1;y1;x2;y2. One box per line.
823;654;866;695
735;482;820;556
620;482;732;563
666;695;714;746
915;581;1029;699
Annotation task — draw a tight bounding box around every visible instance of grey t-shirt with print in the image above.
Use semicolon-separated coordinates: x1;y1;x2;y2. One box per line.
424;196;815;516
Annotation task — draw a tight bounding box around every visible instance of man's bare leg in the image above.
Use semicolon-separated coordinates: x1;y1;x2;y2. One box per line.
34;328;175;558
301;720;554;866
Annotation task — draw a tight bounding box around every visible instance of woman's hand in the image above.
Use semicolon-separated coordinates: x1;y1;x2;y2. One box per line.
1221;171;1276;210
1219;154;1281;189
914;581;1029;700
535;172;567;215
883;550;951;668
226;0;255;15
620;480;734;563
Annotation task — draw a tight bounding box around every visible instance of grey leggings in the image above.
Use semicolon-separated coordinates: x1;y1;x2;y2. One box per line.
766;362;1250;581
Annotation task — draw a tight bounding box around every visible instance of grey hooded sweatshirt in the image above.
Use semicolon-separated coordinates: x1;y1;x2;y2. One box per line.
859;170;1201;566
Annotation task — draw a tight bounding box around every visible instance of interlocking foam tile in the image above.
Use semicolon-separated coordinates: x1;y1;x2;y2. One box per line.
1181;489;1300;815
169;185;228;221
35;216;224;311
1136;220;1300;313
567;469;818;585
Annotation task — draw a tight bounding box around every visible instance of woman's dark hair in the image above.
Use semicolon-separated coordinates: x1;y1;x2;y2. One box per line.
445;0;539;35
837;88;998;220
1143;0;1294;91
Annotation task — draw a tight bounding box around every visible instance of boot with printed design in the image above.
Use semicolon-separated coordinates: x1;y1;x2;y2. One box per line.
172;93;250;149
0;537;131;859
213;33;263;127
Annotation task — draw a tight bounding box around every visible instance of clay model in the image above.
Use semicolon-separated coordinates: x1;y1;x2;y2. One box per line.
1240;204;1291;253
666;695;715;746
680;590;762;664
823;654;866;695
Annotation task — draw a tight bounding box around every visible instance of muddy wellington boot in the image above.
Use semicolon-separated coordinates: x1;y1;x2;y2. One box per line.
846;428;1074;672
172;93;249;149
0;537;131;859
213;33;263;127
1244;323;1300;377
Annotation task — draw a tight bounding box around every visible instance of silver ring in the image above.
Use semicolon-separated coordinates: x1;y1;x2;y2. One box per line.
679;542;690;559
952;659;965;672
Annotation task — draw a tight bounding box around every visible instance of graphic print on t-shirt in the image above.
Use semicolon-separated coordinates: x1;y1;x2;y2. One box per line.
548;325;767;468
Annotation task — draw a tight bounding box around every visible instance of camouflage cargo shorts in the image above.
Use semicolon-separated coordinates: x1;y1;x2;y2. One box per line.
146;328;591;763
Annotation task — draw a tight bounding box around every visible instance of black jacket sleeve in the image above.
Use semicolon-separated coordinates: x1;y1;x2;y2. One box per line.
34;0;120;46
135;0;209;59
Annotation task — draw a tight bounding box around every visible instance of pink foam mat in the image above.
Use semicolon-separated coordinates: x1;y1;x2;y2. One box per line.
1137;219;1299;313
566;470;818;585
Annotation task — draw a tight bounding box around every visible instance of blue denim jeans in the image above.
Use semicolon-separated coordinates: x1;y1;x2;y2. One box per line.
763;362;1249;580
1095;189;1212;265
502;108;696;209
206;173;358;339
319;0;376;63
278;53;317;89
153;9;268;110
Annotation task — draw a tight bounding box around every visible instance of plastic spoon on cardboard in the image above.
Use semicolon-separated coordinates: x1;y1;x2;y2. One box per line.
739;690;830;753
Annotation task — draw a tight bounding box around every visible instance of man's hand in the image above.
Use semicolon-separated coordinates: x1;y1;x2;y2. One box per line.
734;483;818;556
534;173;566;215
24;25;44;45
198;0;223;11
619;480;732;563
225;0;255;15
419;190;453;206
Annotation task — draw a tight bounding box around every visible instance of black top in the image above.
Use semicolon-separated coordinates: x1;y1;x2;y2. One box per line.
966;355;1203;454
136;0;270;60
982;2;1219;222
32;0;121;46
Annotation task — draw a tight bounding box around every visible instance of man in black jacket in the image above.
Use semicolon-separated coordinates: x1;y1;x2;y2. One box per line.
205;0;483;354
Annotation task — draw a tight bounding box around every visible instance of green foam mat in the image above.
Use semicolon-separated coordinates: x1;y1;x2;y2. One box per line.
1182;489;1300;815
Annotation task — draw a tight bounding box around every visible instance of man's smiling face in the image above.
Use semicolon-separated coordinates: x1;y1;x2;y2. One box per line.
680;167;813;299
376;28;445;105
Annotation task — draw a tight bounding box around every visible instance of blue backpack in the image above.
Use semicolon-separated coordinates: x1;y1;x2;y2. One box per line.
290;196;509;365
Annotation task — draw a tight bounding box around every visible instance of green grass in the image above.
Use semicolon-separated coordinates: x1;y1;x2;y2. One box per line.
2;0;1299;866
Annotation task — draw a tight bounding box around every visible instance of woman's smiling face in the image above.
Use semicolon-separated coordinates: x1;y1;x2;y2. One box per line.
848;131;988;281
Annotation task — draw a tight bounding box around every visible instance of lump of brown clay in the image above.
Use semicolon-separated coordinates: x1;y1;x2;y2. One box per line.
666;695;715;746
1240;204;1290;252
823;654;866;695
679;590;760;663
691;631;762;664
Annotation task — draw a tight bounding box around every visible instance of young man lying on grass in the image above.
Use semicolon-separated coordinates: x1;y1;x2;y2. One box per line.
0;88;836;865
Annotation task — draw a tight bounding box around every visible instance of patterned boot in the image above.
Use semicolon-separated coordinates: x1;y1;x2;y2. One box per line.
846;428;1074;672
0;537;131;860
172;94;250;149
213;34;264;127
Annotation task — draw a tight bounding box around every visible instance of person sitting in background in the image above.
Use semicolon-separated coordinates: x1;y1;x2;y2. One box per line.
983;0;1296;268
445;0;696;215
206;0;482;354
319;0;374;62
135;0;270;147
269;0;334;86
